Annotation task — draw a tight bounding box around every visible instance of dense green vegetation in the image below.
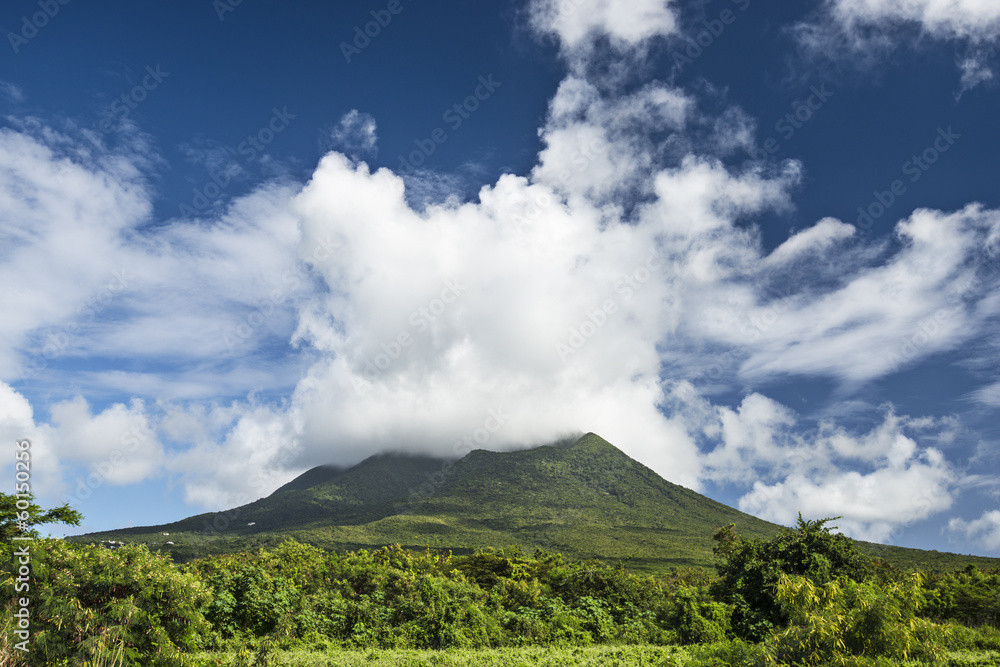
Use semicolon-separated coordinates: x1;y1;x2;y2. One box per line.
3;540;211;665
712;516;875;641
5;504;1000;666
69;434;1000;574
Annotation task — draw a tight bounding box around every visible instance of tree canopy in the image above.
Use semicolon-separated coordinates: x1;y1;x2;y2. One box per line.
711;514;873;641
0;492;82;543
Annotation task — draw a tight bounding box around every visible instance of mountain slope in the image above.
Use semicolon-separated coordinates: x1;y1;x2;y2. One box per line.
387;433;781;570
71;433;1000;574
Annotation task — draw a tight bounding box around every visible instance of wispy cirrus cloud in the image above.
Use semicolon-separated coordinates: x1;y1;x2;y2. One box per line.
327;109;378;160
0;81;25;103
795;0;1000;86
825;0;1000;43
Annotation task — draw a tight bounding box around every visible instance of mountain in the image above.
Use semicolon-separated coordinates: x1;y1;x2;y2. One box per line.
70;433;1000;574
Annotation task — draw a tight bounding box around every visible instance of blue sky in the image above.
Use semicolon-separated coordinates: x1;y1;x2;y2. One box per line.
2;0;999;555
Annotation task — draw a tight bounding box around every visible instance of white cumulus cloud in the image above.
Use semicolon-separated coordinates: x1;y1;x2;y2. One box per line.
685;394;960;542
48;396;163;485
529;0;678;54
948;510;1000;552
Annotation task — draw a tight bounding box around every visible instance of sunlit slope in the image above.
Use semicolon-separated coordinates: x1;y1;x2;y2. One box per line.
71;433;1000;573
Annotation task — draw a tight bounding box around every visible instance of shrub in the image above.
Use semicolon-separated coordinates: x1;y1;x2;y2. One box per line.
924;566;1000;628
766;572;943;665
666;587;731;645
1;539;211;666
712;515;873;641
202;564;299;638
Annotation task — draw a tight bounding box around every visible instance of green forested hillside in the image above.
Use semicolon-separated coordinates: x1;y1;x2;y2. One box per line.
70;433;1000;574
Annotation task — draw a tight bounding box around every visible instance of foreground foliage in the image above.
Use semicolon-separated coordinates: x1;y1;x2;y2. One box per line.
186;540;721;649
193;643;761;666
768;572;941;664
1;539;211;666
193;643;1000;666
712;515;874;641
3;496;1000;666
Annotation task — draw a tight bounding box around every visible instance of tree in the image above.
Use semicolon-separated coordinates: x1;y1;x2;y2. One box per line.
711;514;873;641
923;565;1000;627
2;540;212;666
0;492;82;543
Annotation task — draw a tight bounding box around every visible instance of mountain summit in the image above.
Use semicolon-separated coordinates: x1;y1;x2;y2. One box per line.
72;433;999;573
